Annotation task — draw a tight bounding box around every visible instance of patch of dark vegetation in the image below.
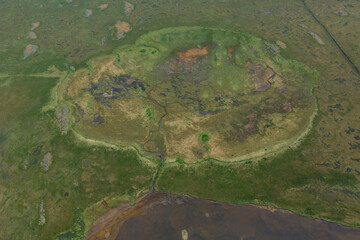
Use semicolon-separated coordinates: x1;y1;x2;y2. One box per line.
29;158;39;166
348;142;360;150
232;100;249;106
1;169;9;181
350;158;360;162
90;75;148;101
326;170;358;186
315;163;330;167
32;145;42;156
100;99;112;108
345;126;358;134
327;104;344;112
73;104;84;122
146;107;154;120
92;114;104;125
330;78;346;83
244;59;275;92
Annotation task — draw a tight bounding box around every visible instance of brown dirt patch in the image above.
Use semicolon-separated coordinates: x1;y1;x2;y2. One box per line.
245;60;275;92
276;40;287;49
24;44;39;58
99;4;108;10
175;46;209;62
227;45;239;61
29;31;37;39
109;21;131;39
31;22;40;30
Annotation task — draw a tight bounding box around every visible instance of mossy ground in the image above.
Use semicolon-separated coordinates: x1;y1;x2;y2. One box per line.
67;26;317;163
1;0;360;239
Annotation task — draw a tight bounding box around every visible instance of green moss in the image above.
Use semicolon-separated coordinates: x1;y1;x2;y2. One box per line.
158;146;359;222
145;107;155;120
204;144;211;153
200;133;210;142
176;155;185;164
1;0;360;236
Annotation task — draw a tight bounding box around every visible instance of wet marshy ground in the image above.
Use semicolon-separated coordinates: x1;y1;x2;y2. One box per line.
87;192;360;240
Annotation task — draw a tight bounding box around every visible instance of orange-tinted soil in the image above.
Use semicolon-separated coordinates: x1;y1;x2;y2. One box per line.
99;4;108;10
276;40;287;49
175;46;209;62
245;60;275;92
31;22;40;30
227;45;239;61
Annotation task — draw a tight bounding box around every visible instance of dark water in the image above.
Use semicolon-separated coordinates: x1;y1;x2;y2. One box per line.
115;193;360;240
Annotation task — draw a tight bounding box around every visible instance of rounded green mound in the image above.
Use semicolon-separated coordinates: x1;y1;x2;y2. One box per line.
65;27;318;162
201;134;210;143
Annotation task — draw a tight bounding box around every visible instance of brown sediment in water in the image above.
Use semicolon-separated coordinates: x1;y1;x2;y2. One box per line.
86;191;167;240
86;192;360;240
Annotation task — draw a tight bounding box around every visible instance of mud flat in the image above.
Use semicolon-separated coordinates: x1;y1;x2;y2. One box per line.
87;192;360;240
